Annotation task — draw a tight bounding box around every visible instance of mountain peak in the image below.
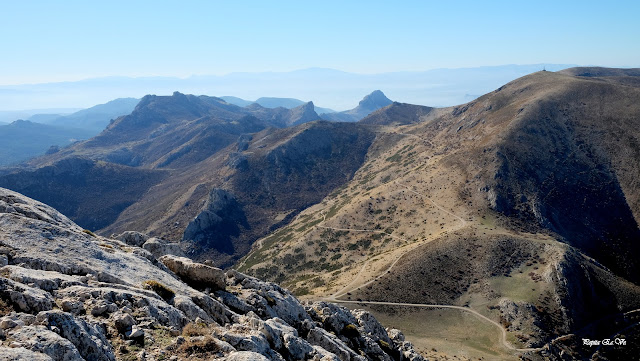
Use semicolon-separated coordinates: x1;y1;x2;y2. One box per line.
286;101;319;126
320;91;393;122
358;90;392;110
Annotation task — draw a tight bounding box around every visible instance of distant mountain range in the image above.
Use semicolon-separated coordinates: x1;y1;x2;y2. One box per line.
32;97;139;131
0;98;139;166
0;64;577;111
220;96;335;114
0;108;82;124
0;91;390;167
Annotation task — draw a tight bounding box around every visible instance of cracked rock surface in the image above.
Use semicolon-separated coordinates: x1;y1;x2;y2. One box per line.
0;187;425;361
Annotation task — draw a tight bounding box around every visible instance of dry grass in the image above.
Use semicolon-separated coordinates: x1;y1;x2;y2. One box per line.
142;280;175;301
347;303;518;361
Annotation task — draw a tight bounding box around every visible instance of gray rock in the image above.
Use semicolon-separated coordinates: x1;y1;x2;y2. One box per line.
90;301;110;317
215;289;255;314
260;317;297;350
159;255;225;290
142;238;185;259
216;329;271;356
0;346;54;360
310;345;342;361
225;351;270;361
126;326;144;339
352;309;392;345
59;299;85;315
240;276;310;327
283;332;313;360
36;311;115;361
0;277;54;313
0;315;20;330
8;325;84;361
172;295;212;323
307;328;355;361
307;302;358;335
1;266;86;292
113;231;149;247
113;312;135;334
192;293;233;325
387;328;405;343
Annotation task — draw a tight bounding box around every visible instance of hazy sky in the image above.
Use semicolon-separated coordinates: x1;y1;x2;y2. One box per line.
1;0;638;85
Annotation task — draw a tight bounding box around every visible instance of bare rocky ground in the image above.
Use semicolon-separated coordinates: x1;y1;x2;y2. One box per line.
0;187;425;361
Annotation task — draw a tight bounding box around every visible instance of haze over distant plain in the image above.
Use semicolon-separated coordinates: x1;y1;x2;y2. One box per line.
1;0;638;110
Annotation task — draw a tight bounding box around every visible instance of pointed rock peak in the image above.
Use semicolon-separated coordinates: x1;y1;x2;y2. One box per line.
291;101;318;116
358;90;392;109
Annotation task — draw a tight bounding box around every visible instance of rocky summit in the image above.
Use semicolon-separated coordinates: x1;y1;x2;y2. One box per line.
0;187;424;361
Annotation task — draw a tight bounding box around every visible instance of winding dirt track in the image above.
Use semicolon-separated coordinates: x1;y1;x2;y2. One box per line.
322;181;468;300
315;181;545;353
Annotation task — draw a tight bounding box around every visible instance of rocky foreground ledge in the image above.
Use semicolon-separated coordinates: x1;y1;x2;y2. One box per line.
0;187;424;361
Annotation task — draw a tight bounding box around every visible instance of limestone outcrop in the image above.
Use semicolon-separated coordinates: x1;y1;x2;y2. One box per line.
0;187;425;360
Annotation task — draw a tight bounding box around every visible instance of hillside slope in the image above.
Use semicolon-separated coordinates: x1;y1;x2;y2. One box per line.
102;121;376;267
239;68;640;360
0;93;376;268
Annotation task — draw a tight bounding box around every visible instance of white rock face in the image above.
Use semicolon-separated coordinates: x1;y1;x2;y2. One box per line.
0;187;426;361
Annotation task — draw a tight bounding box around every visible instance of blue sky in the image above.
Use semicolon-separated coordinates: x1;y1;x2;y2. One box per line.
1;0;638;84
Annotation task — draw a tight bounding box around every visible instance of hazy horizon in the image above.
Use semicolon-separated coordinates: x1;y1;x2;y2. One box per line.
0;64;581;113
2;1;639;83
1;1;638;112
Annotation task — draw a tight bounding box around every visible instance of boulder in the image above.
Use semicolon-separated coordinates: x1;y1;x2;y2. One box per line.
113;312;135;334
113;231;149;247
159;255;225;290
142;238;185;259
